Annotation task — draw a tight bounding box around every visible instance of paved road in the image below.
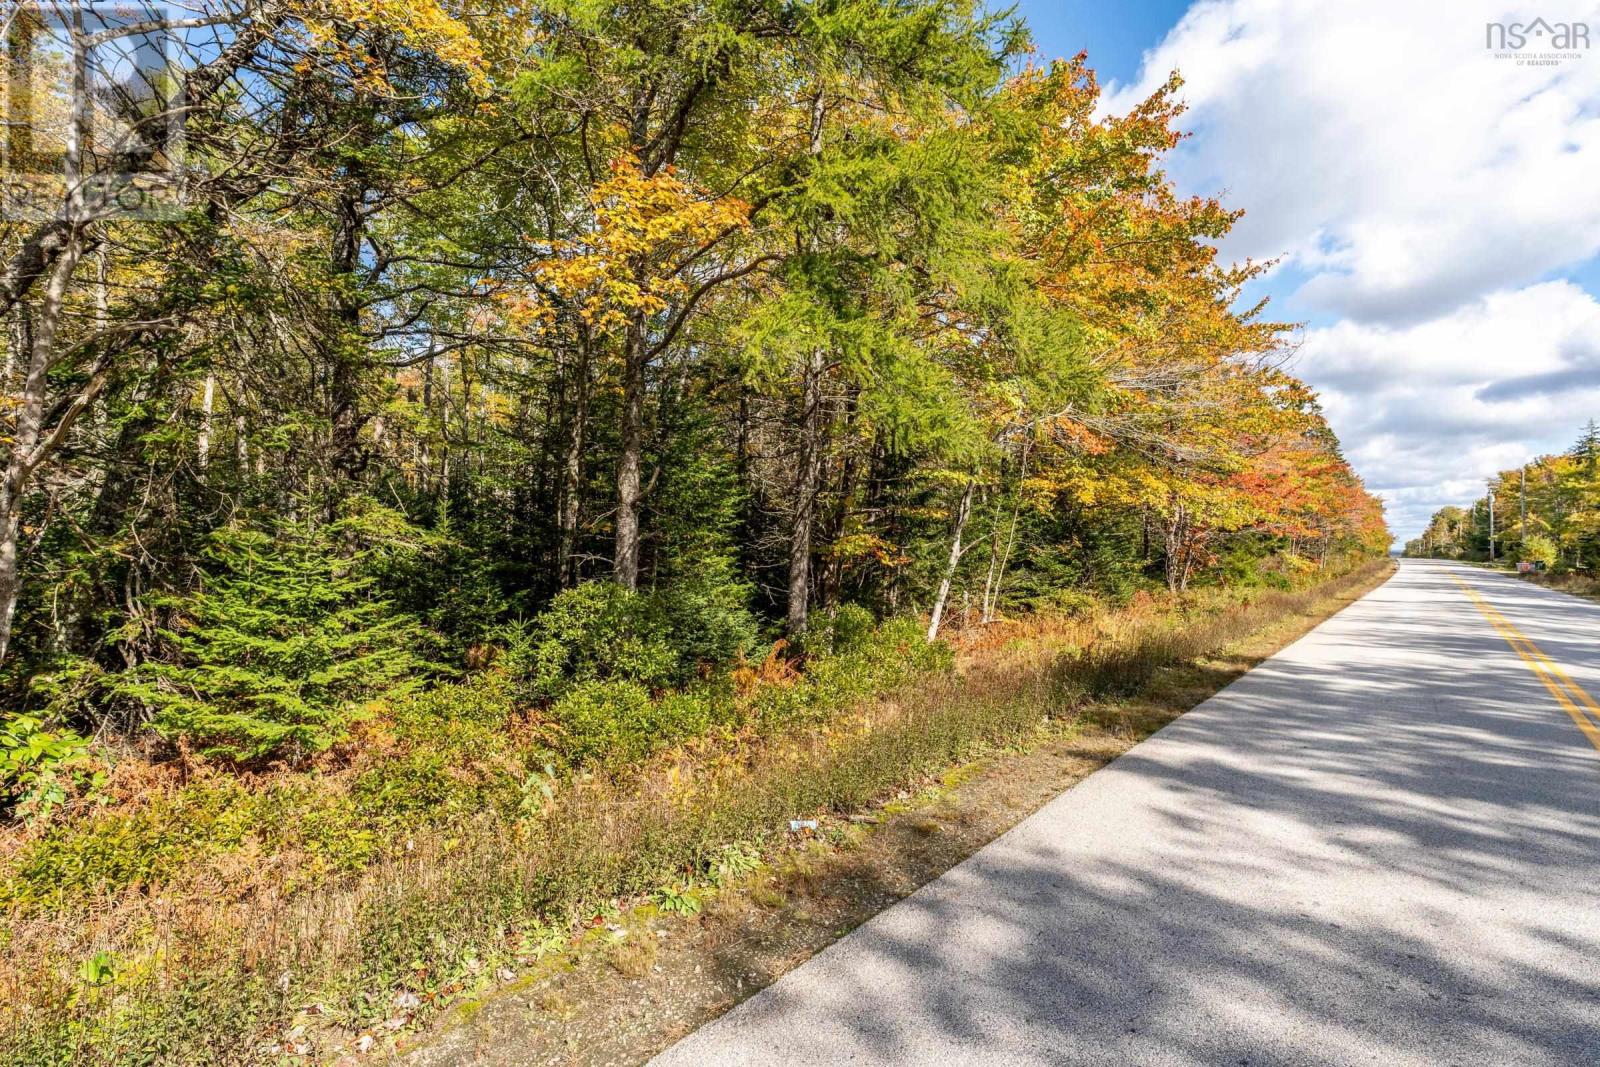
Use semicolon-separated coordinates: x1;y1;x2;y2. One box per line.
652;561;1600;1066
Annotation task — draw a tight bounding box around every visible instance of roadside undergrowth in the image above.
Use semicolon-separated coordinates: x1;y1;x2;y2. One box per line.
402;558;1395;1067
1520;570;1600;603
0;561;1391;1065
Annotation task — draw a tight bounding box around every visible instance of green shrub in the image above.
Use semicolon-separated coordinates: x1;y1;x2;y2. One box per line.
382;509;511;655
1520;534;1558;568
387;674;516;741
1026;587;1101;618
648;686;735;742
505;583;676;699
507;574;757;701
548;679;655;764
653;561;760;673
1215;541;1296;590
352;749;459;821
4;782;257;907
806;603;876;656
747;615;953;730
110;505;435;763
872;616;955;675
831;603;876;651
544;677;735;769
0;713;103;824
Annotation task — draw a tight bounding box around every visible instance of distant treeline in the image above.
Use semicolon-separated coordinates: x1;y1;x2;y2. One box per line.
1404;421;1600;568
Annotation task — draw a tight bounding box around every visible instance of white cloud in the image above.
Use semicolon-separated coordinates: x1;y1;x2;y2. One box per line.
1296;281;1600;537
1100;0;1600;537
1105;0;1600;322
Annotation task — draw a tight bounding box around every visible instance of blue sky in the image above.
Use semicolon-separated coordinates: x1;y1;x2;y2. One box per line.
1007;0;1600;541
1012;0;1193;84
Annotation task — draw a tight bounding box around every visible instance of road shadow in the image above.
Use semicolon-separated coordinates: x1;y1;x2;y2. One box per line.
655;560;1600;1066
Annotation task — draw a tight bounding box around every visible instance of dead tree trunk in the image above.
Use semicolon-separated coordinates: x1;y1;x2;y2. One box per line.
786;347;825;638
927;478;976;642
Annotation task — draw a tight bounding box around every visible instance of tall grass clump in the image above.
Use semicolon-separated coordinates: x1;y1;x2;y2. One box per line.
1054;562;1386;699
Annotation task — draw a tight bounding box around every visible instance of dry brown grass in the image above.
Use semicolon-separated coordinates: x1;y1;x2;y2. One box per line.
608;933;659;979
1524;570;1600;602
746;883;787;910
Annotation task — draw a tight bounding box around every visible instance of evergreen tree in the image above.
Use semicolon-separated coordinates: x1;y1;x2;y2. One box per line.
112;504;434;762
1570;419;1600;470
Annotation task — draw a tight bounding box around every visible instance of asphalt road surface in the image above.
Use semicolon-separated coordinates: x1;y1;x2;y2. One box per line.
651;560;1600;1066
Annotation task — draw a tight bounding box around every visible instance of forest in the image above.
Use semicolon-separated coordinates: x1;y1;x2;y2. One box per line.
0;0;1388;1060
1403;421;1600;570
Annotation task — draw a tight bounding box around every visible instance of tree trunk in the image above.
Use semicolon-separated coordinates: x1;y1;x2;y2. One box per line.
557;340;589;588
784;90;829;636
197;374;215;469
328;188;368;487
0;233;86;662
1164;503;1187;594
614;317;646;590
4;304;26;382
786;347;825;638
1179;534;1199;592
981;443;1027;623
818;429;859;615
927;478;975;642
980;528;1001;622
419;352;434;491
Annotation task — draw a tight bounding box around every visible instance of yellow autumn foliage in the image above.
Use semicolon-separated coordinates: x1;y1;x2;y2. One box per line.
297;0;490;94
512;155;752;333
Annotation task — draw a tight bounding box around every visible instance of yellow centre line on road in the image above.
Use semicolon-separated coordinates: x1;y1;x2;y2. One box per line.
1451;574;1600;753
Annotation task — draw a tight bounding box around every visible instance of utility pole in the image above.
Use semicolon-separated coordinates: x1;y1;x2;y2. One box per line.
1520;465;1527;543
1488;483;1496;562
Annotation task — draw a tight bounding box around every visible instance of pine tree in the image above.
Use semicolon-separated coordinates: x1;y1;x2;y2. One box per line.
1570;419;1600;470
113;504;434;763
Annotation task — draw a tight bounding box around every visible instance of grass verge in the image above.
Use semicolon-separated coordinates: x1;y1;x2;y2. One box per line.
1520;570;1600;603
